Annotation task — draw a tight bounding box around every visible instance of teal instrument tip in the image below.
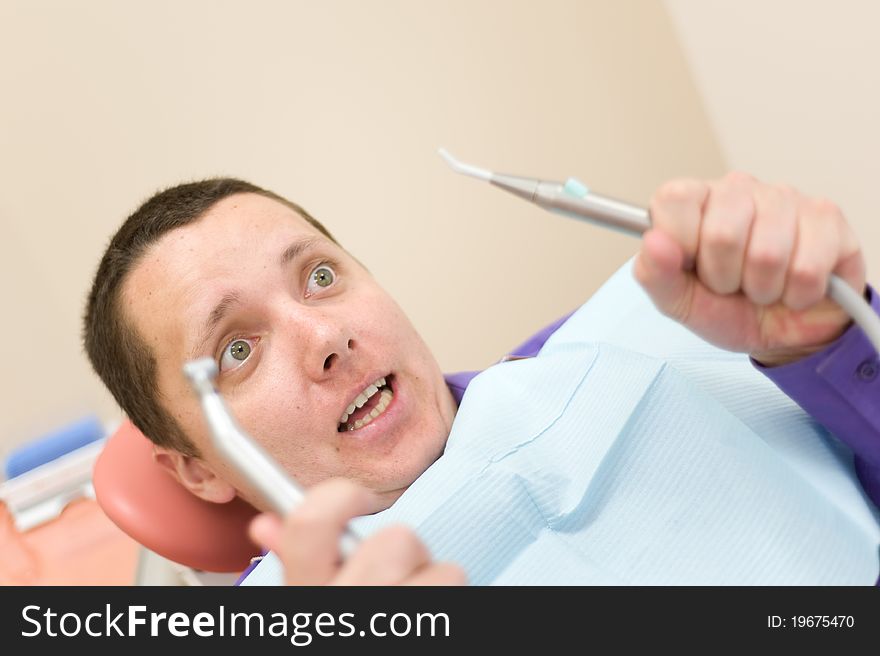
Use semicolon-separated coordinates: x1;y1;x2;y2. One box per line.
563;177;590;198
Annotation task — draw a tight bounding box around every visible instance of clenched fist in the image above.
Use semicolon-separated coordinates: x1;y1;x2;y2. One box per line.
634;172;866;366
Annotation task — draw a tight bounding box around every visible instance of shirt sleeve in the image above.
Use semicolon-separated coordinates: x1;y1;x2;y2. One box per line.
752;285;880;508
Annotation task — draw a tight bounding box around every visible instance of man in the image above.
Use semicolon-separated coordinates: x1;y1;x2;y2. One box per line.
84;174;879;585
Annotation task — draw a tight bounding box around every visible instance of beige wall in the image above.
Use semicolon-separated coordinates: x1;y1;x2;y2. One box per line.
0;0;724;460
665;0;880;268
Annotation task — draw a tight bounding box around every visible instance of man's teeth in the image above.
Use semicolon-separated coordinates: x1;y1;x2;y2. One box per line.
338;376;389;427
347;389;393;430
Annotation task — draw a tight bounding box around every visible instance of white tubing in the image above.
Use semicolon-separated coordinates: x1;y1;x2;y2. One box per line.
828;275;880;356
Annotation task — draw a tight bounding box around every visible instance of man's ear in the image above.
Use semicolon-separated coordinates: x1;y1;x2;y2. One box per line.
152;446;237;504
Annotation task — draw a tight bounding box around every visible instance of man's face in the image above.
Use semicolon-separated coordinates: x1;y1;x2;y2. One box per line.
123;193;457;511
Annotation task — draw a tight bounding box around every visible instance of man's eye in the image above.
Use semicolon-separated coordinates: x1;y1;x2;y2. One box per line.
306;264;336;295
219;337;257;372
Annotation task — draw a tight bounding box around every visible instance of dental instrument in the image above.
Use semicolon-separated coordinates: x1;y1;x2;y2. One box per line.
183;357;360;558
438;148;880;356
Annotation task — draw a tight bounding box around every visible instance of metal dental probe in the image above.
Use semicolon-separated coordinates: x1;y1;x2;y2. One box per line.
183;357;361;558
438;148;880;356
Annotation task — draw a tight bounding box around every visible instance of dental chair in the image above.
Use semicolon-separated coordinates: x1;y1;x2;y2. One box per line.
92;419;259;584
0;416;141;585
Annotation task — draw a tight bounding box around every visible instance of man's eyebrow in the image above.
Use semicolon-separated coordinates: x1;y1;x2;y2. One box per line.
187;237;327;359
189;292;242;359
279;236;325;268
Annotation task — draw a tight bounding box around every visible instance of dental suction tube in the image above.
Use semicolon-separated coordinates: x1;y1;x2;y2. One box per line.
490;174;652;236
439;148;880;356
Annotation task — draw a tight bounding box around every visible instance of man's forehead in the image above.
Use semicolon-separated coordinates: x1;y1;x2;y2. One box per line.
141;193;324;270
121;193;327;349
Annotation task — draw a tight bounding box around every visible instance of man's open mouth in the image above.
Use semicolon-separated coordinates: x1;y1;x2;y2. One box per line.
337;374;395;432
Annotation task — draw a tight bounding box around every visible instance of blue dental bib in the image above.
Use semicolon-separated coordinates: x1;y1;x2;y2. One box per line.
245;259;880;585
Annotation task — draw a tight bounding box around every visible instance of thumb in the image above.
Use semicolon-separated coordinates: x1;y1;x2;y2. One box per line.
248;513;282;553
633;228;695;323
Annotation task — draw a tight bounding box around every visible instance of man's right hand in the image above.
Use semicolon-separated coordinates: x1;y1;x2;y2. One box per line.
248;478;467;585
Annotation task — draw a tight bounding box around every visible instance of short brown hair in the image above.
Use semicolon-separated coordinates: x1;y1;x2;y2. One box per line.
83;178;337;456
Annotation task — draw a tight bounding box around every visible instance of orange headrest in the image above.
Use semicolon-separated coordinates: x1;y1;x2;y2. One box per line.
92;420;259;573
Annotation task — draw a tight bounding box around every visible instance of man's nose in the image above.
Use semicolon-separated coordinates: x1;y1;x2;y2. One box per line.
294;309;354;381
320;337;353;376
